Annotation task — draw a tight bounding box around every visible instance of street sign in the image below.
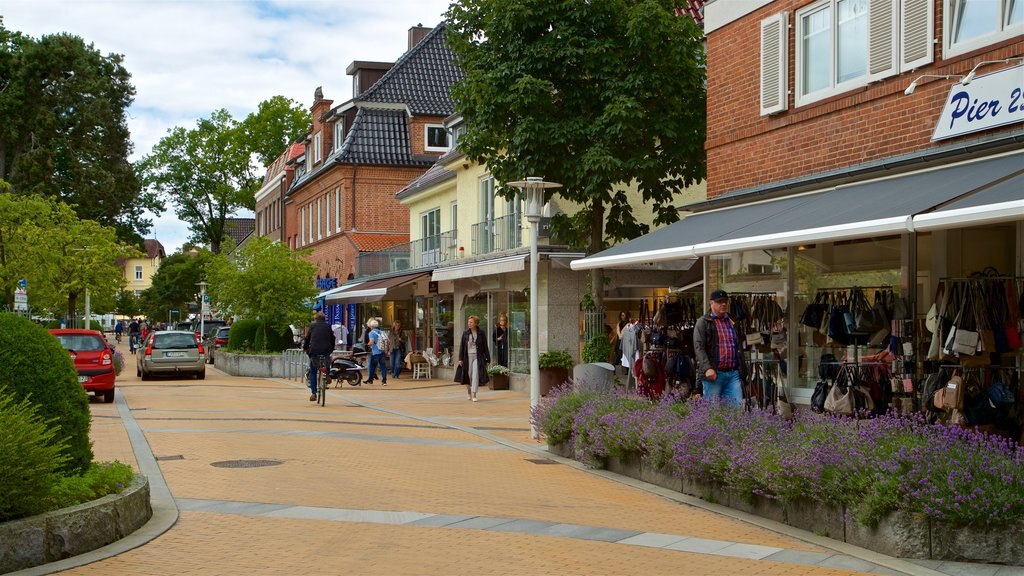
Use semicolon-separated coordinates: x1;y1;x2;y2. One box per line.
170;309;179;314
18;279;27;289
203;294;210;303
14;288;28;312
201;303;210;315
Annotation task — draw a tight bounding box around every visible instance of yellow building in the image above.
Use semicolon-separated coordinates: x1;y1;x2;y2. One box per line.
122;239;166;297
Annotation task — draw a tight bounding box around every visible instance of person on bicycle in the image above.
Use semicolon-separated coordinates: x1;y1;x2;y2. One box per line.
303;312;335;401
114;320;124;343
128;318;141;354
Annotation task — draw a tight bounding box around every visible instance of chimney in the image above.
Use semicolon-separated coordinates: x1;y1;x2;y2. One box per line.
408;24;432;50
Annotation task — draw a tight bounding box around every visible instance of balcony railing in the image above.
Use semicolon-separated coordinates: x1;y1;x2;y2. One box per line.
470;214;522;256
354;230;457;278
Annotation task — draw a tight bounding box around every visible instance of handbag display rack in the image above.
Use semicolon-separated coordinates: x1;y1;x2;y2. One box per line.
924;365;1023;433
633;293;703;398
800;286;898;349
927;273;1023;362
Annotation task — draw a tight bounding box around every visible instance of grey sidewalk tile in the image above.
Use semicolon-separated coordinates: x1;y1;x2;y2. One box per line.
445;516;516;530
572;527;643;543
330;510;433;525
936;561;1001;576
203;501;291;516
532;523;602;538
817;554;885;572
618;533;689;549
407;514;475;527
993;567;1024;576
911;560;946;569
265;506;350;522
712;542;784;560
665;537;733;554
486;519;559;535
868;566;908;576
762;549;836;566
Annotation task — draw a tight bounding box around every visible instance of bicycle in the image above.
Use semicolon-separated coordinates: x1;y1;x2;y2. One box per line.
316;355;330;407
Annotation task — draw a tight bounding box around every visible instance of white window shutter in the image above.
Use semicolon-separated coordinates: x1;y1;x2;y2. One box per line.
900;0;933;70
760;12;789;116
867;0;898;81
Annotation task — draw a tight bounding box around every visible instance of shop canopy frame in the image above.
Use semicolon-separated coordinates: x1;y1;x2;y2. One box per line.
323;272;430;305
571;149;1024;271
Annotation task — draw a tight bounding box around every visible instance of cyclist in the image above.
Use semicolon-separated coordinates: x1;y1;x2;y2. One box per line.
114;320;124;343
128;318;141;354
302;312;335;402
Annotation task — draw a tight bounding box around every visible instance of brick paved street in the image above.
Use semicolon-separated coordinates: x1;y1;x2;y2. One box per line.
56;365;946;576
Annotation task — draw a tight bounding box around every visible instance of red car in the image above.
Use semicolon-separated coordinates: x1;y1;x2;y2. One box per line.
49;329;116;403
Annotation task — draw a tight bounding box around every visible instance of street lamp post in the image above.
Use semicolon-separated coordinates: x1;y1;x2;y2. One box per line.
196;282;208;340
507;177;561;439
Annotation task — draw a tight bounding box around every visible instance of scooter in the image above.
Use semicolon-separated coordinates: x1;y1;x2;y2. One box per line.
329;348;366;386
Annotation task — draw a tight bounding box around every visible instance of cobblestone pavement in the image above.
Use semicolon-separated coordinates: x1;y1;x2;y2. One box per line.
58;364;960;576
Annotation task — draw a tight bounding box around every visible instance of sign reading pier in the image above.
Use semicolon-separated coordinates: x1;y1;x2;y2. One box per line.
933;64;1024;141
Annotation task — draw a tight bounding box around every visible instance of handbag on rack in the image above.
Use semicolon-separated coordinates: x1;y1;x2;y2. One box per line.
811;380;829;413
801;292;827;329
942;370;964;411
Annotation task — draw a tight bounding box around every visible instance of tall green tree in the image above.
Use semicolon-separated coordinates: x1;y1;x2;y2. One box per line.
445;0;707;305
0;20;158;242
139;98;308;254
114;289;142;318
138;249;214;322
206;236;317;349
0;191;51;310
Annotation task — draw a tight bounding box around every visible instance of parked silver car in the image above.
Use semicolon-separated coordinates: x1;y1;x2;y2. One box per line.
137;330;205;380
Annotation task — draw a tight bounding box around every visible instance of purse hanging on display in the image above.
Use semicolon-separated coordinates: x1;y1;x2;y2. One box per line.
943;370;965;411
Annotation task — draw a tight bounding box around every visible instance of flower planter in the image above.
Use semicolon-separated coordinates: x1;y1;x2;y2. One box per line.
547;442;574;460
489;373;509;390
784;499;845;540
729;491;786;524
605;453;642;479
640;457;682;492
930;520;1024;565
844;509;930;560
680;476;731;508
539;367;570;397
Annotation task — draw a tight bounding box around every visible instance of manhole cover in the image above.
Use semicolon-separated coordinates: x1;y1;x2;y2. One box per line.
155;455;184;461
210;459;283;469
525;459;558;465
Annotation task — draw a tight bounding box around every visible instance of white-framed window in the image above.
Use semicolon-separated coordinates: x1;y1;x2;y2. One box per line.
450;201;458;236
334;120;345;152
316;198;322;240
424;124;450;152
325;194;331;237
796;0;869;105
134;265;143;280
335;187;342;232
479;176;496;253
304;147;312;173
309;202;314;243
313;132;322;163
946;0;1024;57
299;206;305;246
450;124;467;150
134;290;142;297
421;208;441;265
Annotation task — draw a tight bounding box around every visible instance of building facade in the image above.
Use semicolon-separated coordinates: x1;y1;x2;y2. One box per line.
122;239;166;298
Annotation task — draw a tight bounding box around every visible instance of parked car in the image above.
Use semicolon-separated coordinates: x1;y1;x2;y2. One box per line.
173;321;194;331
205;326;231;364
137;330;205;380
49;329;116;403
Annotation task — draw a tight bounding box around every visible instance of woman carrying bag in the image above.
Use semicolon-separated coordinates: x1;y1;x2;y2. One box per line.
455;315;490;401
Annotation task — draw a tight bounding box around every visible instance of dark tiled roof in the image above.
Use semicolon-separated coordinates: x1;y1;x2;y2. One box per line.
224;218;255;247
358;23;462;117
336;108;435;167
396;159;455;200
143;239;165;259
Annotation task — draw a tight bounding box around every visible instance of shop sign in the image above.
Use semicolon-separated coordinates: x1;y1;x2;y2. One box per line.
933;64;1024;141
428;281;438;294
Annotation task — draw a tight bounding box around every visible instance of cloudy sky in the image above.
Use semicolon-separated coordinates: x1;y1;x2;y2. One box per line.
2;0;453;253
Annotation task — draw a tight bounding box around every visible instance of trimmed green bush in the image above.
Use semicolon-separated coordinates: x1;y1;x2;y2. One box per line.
45;461;135;510
0;313;92;474
0;388;71;521
539;349;574;370
227;319;261;351
252;322;294;352
582;335;612;364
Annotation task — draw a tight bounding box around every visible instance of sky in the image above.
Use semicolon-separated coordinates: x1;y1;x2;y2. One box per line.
2;0;454;253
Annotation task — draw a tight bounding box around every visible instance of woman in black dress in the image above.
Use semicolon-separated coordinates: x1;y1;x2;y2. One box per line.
493;314;509;367
456;315;490;401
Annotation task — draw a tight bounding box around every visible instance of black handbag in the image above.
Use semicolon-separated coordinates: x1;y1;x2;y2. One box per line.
454;364;464;383
811;379;829;413
800;292;826;329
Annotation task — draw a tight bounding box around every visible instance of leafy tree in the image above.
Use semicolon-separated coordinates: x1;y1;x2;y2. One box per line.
446;0;707;306
139;98;308;254
0;21;159;243
206;236;318;350
0;192;51;310
114;289;142;318
139;249;214;322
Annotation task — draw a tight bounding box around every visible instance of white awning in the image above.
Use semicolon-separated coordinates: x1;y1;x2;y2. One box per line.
316;282;363;300
432;254;527;282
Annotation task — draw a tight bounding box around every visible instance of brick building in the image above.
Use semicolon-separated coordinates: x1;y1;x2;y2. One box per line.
575;0;1023;402
273;23;461;283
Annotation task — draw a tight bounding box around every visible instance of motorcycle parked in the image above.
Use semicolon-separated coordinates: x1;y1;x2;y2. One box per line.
329;349;366;386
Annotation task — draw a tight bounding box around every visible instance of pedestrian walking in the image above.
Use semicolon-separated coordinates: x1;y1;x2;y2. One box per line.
389;320;406;379
693;289;745;406
128;318;141;354
366;319;387;386
303;312;335;401
456;315;490;402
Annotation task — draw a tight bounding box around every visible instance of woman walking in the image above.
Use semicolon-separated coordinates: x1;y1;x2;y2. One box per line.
456;315;490;402
493;314;509;368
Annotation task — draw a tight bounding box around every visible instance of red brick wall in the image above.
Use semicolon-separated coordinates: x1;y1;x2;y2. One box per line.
706;0;1024;198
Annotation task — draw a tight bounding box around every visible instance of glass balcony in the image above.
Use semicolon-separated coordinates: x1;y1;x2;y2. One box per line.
354;230;457;278
470;214;522;255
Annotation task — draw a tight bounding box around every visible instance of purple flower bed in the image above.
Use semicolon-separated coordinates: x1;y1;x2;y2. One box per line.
534;384;1024;528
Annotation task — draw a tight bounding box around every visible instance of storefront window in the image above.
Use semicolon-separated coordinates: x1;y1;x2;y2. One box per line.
508;289;530;373
434;294;454;355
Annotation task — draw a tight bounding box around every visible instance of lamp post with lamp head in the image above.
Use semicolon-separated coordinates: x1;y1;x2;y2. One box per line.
507;177;561;439
196;282;208;341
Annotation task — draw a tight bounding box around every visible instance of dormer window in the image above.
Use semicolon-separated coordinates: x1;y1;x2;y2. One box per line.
334;119;345;152
425;125;450;152
313;131;322;164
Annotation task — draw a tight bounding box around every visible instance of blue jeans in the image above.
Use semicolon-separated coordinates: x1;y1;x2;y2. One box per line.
390;349;404;378
308;354;328;394
701;369;742;406
368;353;386;383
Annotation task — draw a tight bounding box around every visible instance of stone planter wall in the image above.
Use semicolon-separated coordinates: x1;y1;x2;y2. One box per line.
216;351;286;378
0;474;152;573
549;443;1024;566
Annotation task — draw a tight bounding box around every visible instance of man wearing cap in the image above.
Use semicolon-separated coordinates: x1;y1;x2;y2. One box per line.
694;289;744;406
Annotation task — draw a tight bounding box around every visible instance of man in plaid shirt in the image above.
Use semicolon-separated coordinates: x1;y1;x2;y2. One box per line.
693;289;744;405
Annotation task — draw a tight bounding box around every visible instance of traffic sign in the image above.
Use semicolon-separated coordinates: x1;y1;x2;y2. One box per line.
14;288;28;312
18;279;27;289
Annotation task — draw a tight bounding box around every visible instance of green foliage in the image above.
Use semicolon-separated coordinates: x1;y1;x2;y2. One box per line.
206;236;318;344
139;97;308;254
536;388;602;445
226;319;261;351
45;461;134;510
0;388;70;521
539;349;574;370
0;313;92;474
0;23;158;241
252;322;295;353
114;289;143;318
486;364;511;376
582;335;612;364
139;249;214;321
446;0;706;259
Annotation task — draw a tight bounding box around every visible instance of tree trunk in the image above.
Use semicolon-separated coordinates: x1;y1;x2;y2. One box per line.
590;199;605;310
67;291;79;326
